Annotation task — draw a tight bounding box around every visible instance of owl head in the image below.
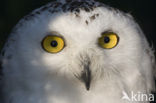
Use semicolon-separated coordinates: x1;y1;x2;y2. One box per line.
1;0;155;103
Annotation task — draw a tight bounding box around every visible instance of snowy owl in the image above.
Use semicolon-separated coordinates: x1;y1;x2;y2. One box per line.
0;0;155;103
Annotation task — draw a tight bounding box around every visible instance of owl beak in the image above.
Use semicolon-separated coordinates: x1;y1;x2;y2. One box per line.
81;65;91;91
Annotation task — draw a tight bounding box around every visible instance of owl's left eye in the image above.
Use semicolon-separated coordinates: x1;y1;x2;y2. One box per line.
98;32;119;49
42;35;65;53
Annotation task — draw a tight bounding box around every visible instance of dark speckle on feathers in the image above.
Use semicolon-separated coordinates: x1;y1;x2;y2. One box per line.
54;2;62;8
85;20;89;25
62;4;67;11
83;7;90;12
90;13;100;21
66;1;97;12
75;8;80;13
90;15;96;20
75;13;80;18
96;14;99;17
24;13;35;21
70;1;84;7
41;6;48;11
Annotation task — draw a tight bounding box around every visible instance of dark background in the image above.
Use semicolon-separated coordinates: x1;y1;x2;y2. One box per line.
0;0;155;50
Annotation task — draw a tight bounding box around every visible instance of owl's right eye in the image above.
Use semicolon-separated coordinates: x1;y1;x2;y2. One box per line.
42;35;65;53
98;32;119;49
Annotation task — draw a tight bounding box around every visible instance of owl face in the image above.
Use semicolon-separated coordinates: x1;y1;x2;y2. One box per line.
1;0;154;103
9;5;144;89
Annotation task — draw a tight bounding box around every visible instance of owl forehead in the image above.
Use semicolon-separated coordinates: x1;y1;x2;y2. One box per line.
48;10;102;38
19;0;125;36
22;0;103;22
18;0;106;37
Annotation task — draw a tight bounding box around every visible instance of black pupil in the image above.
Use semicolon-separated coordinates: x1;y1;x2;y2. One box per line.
104;36;110;43
51;40;58;47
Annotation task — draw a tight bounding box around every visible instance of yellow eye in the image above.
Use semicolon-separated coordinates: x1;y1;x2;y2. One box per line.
42;35;65;53
98;32;119;49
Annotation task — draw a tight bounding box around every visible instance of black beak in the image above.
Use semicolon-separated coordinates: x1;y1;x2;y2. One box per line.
81;65;91;91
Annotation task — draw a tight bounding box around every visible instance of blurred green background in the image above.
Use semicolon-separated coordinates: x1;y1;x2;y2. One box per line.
0;0;155;50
